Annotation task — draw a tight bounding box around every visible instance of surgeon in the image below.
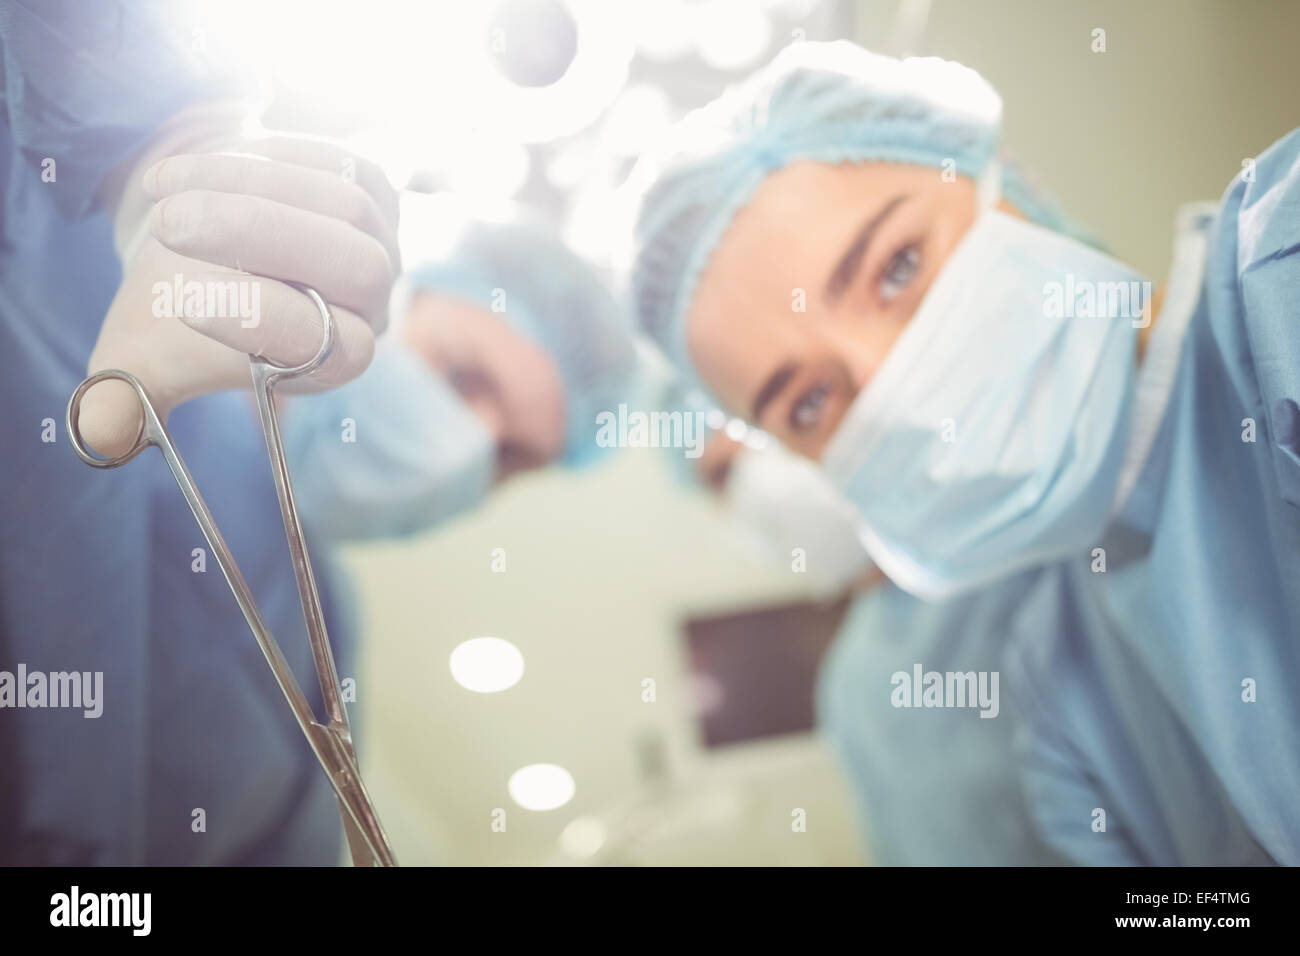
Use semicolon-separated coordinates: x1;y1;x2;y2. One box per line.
625;40;1300;864
280;215;638;540
1;1;399;864
687;427;1055;865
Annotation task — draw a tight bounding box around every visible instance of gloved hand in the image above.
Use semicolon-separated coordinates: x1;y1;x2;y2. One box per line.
78;135;401;458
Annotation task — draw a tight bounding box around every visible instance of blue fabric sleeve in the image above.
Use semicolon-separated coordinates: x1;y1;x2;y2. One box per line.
1233;128;1300;511
0;0;264;219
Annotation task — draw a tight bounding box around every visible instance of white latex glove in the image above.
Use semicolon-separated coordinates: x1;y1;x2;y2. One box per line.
78;134;401;458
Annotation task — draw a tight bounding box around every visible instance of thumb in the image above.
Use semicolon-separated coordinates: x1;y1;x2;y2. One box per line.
73;374;149;460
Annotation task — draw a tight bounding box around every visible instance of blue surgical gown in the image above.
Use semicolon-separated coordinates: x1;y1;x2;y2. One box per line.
1005;128;1300;866
0;1;351;864
816;576;1060;865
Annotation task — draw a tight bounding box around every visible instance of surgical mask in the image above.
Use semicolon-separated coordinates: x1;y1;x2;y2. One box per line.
821;193;1144;600
727;443;874;595
281;341;496;541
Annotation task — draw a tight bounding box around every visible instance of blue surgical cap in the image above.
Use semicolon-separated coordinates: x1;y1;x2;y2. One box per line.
626;39;1090;386
406;219;638;467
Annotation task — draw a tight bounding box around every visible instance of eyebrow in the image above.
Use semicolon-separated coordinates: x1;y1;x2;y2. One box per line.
824;193;910;302
750;361;799;423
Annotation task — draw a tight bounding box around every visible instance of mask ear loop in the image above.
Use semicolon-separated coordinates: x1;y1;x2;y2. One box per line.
976;156;1003;213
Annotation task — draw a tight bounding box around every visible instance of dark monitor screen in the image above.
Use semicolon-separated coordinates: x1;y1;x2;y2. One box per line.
682;597;851;748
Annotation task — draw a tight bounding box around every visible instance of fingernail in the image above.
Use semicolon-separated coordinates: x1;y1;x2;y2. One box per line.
149;198;172;243
142;159;165;197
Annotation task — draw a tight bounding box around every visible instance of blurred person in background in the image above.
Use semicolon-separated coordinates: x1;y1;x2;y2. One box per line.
282;215;639;541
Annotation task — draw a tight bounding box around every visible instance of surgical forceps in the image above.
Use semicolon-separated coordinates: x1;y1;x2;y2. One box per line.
67;283;397;867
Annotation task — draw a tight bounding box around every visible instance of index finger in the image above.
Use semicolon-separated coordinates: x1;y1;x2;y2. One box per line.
243;135;401;267
145;153;401;279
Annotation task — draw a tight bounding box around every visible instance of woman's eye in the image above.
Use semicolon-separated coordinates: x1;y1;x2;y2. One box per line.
789;381;833;432
879;244;921;304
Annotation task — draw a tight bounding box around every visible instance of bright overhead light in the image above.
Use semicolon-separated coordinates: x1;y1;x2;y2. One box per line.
599;85;674;157
197;0;631;195
444;0;634;144
558;815;608;858
508;764;576;811
628;0;696;62
449;637;525;693
695;0;773;71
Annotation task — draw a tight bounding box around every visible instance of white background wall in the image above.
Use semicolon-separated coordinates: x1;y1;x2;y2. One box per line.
857;0;1300;276
344;448;860;866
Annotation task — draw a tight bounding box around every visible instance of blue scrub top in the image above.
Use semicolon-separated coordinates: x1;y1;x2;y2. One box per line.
0;1;352;864
816;576;1060;866
1006;127;1300;866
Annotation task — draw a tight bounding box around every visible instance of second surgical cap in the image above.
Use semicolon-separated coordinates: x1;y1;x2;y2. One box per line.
405;217;638;466
626;39;1084;378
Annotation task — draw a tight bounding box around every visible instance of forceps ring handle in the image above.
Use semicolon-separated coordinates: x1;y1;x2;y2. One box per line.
251;282;335;383
67;369;160;469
